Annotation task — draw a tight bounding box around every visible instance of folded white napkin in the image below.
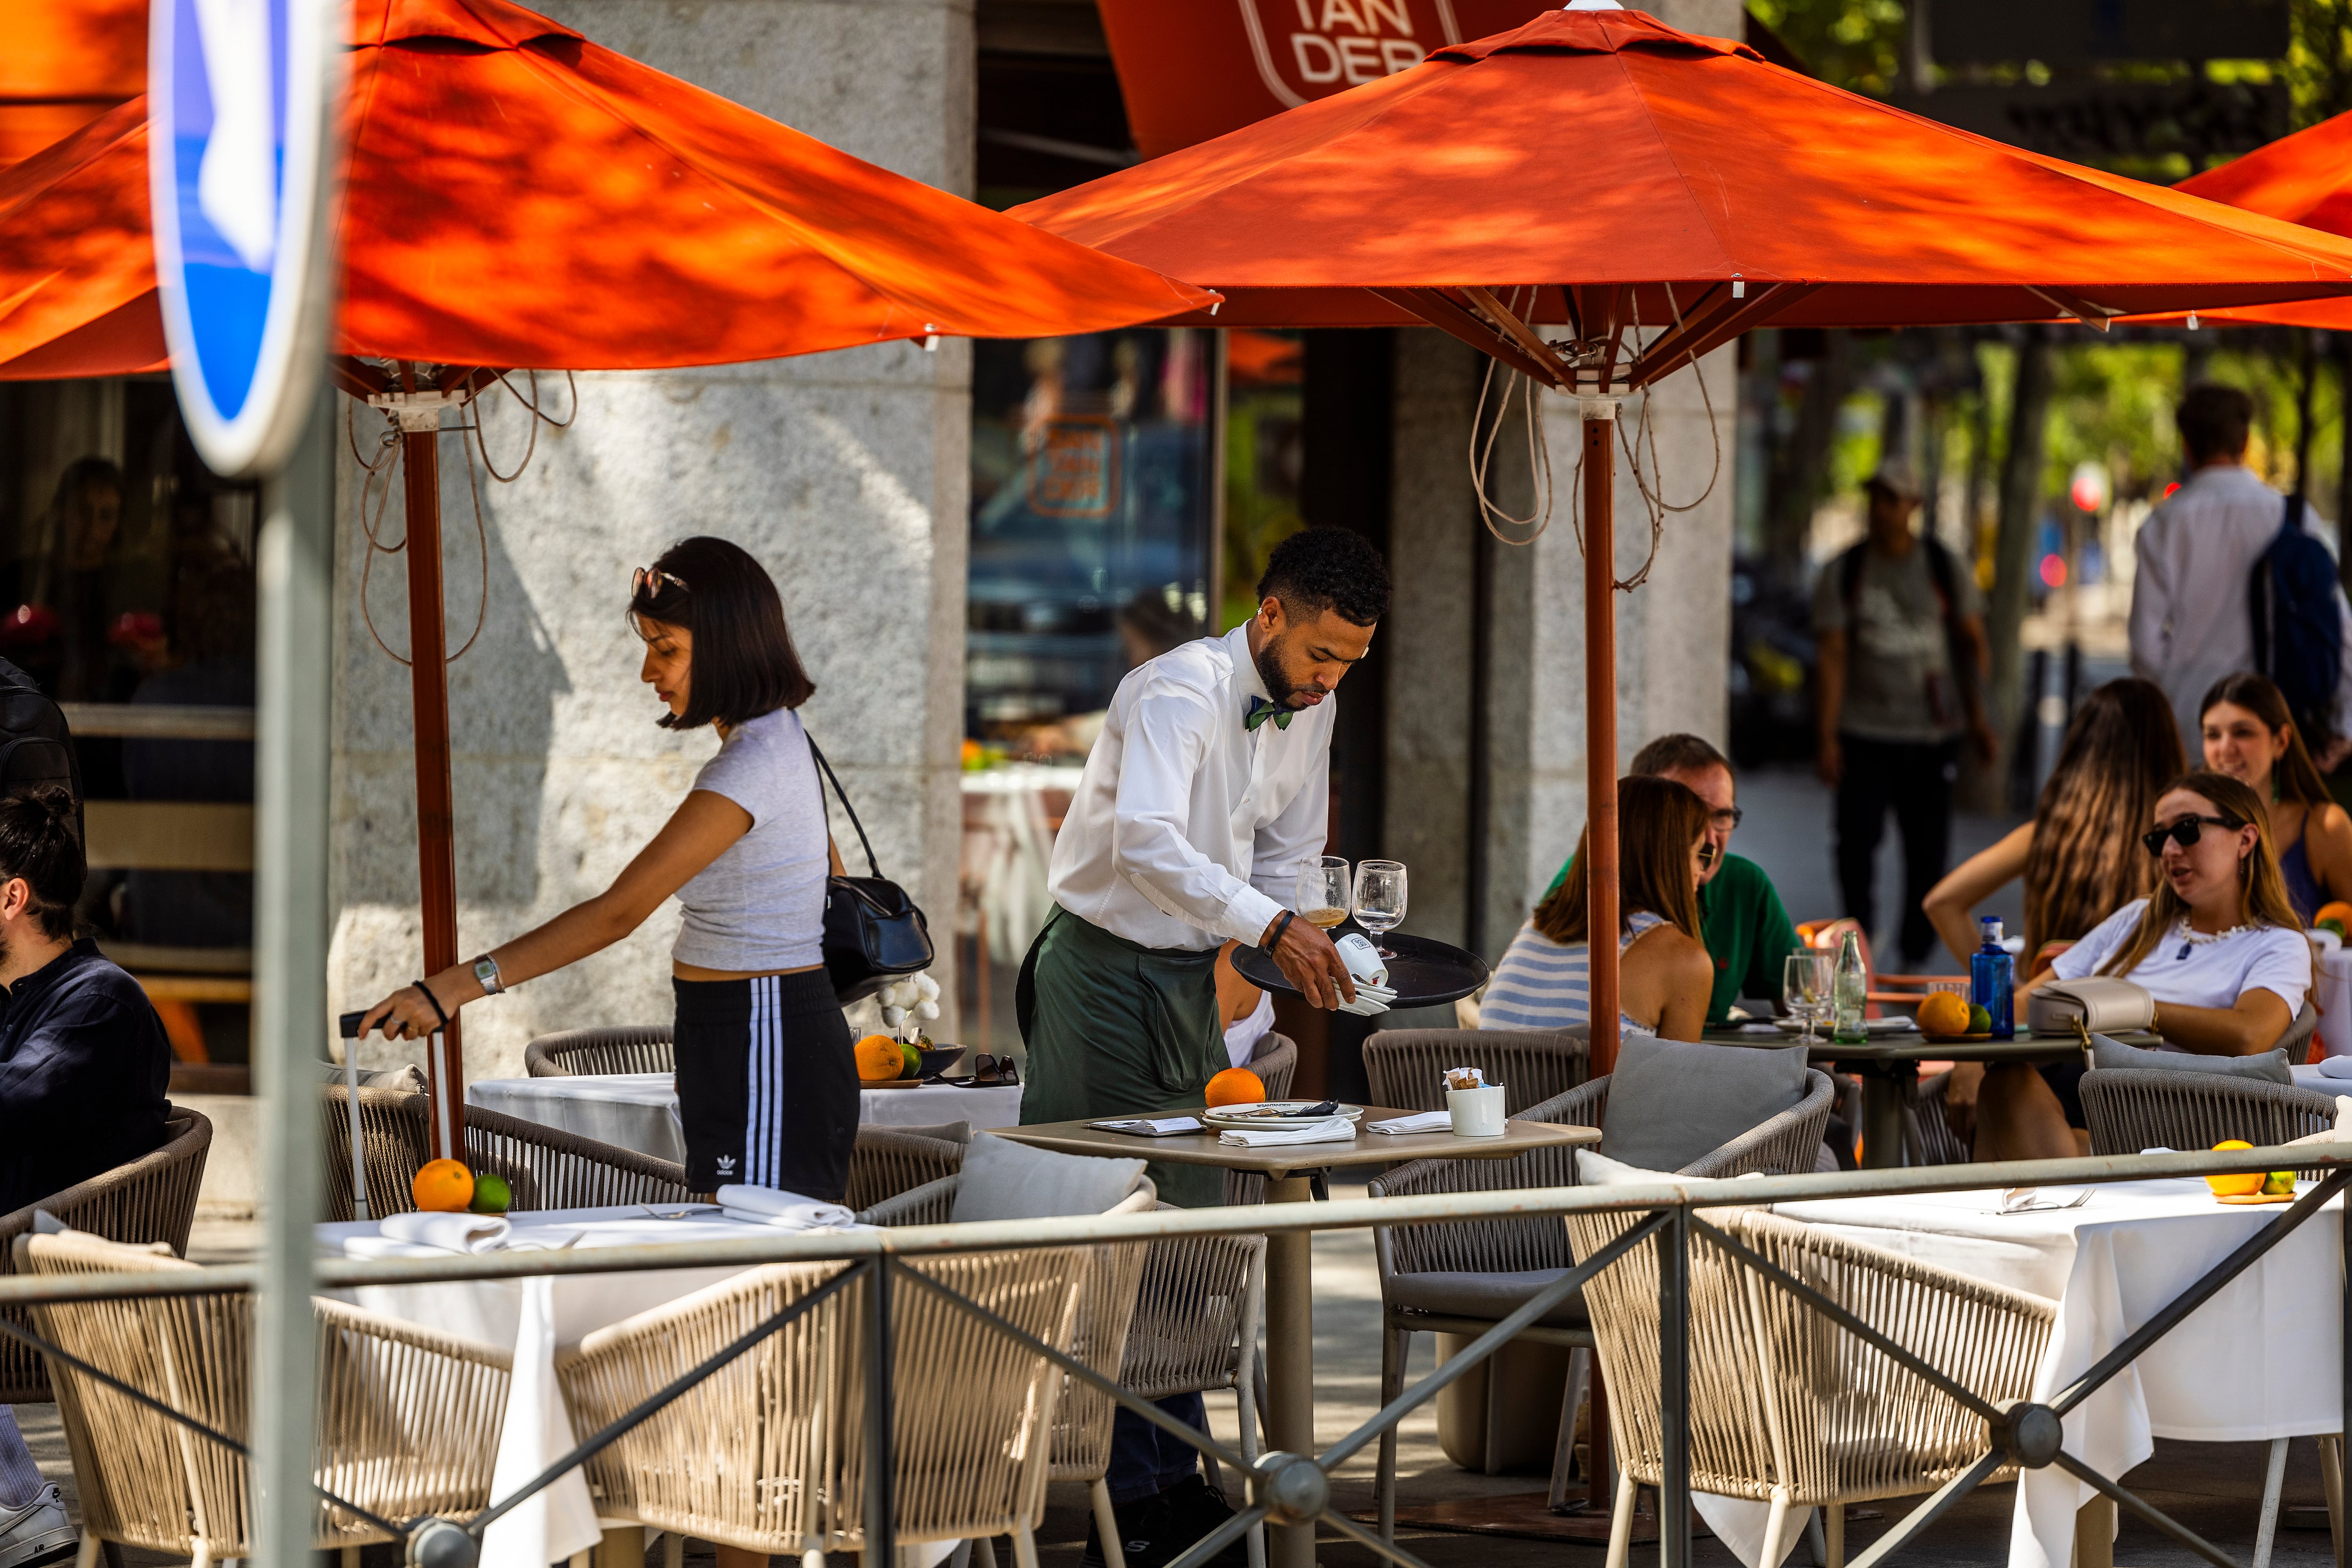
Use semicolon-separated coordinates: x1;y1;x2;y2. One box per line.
715;1185;859;1230
1367;1110;1453;1135
377;1212;511;1253
1337;982;1397;1018
2319;1055;2352;1080
1216;1116;1357;1147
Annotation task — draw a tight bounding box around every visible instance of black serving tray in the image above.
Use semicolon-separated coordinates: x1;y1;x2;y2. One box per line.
1233;924;1490;1009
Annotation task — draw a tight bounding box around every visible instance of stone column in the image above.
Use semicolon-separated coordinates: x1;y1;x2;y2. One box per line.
329;0;975;1079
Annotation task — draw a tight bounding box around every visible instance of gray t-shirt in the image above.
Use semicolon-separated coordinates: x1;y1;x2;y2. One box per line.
1811;540;1983;743
673;707;829;971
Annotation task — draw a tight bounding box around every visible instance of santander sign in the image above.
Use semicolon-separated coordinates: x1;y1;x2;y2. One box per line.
1237;0;1465;107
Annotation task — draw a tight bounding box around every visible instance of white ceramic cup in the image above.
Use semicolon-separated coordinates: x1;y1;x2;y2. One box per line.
1447;1083;1506;1138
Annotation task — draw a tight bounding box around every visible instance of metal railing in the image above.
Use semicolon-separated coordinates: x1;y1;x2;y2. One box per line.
3;1141;2348;1568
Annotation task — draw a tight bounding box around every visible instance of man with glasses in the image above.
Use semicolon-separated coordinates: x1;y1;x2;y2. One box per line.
1542;734;1801;1027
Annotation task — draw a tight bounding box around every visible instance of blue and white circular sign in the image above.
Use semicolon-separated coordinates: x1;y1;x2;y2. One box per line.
150;0;340;477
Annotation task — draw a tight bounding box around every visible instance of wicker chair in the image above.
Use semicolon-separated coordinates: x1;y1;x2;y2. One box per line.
1364;1027;1589;1115
21;1230;511;1562
2082;1067;2339;1158
846;1125;968;1211
1366;1070;1836;1536
555;1245;1091;1568
1224;1032;1297;1206
523;1026;675;1077
0;1106;212;1404
318;1085;691;1221
1566;1208;2053;1568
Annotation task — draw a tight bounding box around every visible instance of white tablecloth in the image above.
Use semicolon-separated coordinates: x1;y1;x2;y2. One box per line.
1716;1179;2344;1568
466;1075;1025;1165
319;1205;778;1568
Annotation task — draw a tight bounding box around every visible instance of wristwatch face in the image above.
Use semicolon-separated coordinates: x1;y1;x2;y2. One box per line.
474;958;499;993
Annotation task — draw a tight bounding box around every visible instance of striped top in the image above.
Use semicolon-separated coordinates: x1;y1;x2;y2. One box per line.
1479;912;1666;1035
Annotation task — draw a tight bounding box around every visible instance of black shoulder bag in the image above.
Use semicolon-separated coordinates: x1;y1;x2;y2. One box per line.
809;736;934;1002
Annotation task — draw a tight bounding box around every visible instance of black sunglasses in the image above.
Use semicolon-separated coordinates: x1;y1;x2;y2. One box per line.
2140;814;2242;858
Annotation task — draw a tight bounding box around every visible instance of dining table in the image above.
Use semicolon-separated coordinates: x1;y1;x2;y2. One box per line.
992;1107;1597;1568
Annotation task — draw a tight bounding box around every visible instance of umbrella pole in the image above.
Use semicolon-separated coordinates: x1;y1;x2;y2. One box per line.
1582;400;1620;1078
398;413;465;1160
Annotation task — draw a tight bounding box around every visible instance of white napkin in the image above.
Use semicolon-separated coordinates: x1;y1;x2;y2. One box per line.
1337;982;1397;1017
715;1185;859;1230
1216;1116;1357;1147
1367;1110;1453;1135
377;1212;511;1253
2320;1055;2352;1080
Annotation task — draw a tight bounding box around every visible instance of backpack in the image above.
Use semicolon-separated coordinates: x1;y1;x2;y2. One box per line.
2249;495;2344;744
0;658;82;840
1838;537;1976;724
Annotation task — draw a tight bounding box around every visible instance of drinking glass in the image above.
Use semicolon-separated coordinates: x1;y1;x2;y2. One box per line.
1353;859;1408;957
1296;857;1351;933
1783;951;1834;1045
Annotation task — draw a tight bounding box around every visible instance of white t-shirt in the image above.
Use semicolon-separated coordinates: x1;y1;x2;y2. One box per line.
1224;990;1274;1070
672;707;829;972
2051;898;2312;1018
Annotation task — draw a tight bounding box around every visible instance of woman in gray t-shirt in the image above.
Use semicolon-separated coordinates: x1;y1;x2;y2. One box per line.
358;536;857;1200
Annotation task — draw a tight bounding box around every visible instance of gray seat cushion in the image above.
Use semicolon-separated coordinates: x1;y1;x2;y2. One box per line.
951;1132;1145;1222
1598;1036;1809;1171
1388;1268;1587;1328
886;1121;972;1146
2089;1035;2292;1084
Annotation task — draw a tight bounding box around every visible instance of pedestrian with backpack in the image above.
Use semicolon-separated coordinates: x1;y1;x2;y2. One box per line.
1813;459;1998;967
2131;382;2352;768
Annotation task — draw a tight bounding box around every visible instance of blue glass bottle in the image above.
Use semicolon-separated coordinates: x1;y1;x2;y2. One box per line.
1971;916;2015;1039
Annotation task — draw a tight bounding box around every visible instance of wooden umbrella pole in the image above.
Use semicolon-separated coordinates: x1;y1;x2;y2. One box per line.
398;412;464;1160
1582;399;1620;1078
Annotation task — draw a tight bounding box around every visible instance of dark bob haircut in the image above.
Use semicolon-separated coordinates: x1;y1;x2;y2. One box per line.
1256;526;1391;628
629;536;815;730
0;786;83;942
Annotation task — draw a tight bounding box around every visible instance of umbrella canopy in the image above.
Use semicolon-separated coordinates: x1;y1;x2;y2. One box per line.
1014;6;2352;385
0;0;1214;380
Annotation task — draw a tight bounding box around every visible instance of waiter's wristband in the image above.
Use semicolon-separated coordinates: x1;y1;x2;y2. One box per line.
1266;910;1295;950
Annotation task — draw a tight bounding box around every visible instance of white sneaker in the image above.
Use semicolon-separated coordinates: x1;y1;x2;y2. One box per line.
0;1485;75;1568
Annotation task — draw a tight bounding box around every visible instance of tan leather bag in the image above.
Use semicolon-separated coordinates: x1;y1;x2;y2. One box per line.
2026;976;2156;1036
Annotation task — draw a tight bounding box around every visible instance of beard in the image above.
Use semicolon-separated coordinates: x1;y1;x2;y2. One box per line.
1254;637;1300;709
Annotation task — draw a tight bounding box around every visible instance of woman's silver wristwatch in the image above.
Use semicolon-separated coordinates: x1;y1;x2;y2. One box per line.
471;954;505;996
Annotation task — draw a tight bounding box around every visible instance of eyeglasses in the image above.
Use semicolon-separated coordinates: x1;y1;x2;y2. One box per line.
2140;814;2241;858
949;1053;1020;1088
631;566;688;599
1708;807;1744;830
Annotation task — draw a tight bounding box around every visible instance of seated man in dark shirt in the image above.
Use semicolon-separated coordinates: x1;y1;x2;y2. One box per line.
0;785;171;1568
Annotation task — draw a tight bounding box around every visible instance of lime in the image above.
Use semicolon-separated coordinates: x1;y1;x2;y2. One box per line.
2324;917;2348;940
469;1170;513;1215
1967;1003;1991;1033
899;1041;923;1079
2264;1171;2296;1196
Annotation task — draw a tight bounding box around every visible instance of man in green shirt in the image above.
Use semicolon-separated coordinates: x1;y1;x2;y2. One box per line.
1544;734;1801;1027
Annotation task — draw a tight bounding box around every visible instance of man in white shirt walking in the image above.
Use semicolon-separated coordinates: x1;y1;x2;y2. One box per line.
2131;382;2352;763
1017;526;1387;1568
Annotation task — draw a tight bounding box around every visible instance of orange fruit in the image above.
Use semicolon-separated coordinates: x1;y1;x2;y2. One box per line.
2318;901;2352;931
1206;1067;1266;1108
412;1158;475;1213
2206;1139;2264;1197
856;1034;907;1082
1917;992;1971;1037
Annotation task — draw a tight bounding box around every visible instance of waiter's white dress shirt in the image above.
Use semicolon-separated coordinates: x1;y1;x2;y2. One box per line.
2129;462;2352;750
1048;623;1334;953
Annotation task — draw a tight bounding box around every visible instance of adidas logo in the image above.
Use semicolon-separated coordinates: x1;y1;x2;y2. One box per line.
716;1155;738;1174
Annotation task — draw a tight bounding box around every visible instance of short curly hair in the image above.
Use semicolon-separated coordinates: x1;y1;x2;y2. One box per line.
1255;527;1391;628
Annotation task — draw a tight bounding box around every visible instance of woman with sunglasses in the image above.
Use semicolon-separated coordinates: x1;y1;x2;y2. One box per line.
1952;770;2312;1160
2198;671;2352;924
358;537;857;1203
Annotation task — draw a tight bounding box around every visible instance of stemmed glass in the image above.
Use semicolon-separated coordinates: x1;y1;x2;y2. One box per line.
1783;951;1834;1045
1295;857;1351;933
1353;859;1408;958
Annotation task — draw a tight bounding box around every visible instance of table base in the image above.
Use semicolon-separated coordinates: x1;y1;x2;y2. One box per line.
1357;1493;1659;1544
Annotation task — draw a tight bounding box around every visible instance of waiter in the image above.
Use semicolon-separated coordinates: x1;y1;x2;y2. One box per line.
1018;525;1391;1568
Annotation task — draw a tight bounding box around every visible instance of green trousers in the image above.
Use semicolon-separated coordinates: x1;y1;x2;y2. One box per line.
1017;906;1225;1208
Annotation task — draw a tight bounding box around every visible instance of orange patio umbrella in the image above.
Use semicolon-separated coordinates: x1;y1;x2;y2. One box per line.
1015;2;2352;1090
0;0;1214;1153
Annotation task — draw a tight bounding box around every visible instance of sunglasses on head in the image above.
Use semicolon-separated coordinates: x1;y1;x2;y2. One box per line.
2140;814;2243;858
631;565;688;599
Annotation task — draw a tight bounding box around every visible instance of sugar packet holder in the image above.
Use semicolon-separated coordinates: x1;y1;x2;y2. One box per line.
1444;1066;1485;1092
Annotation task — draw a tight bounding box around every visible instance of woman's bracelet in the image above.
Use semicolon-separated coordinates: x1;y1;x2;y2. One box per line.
413;979;451;1033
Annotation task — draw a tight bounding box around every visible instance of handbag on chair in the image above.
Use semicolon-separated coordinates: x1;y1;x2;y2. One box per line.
2026;976;2156;1037
810;736;934;1003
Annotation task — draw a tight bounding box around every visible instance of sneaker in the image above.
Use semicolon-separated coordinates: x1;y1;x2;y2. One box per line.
1081;1490;1174;1568
1158;1474;1247;1568
0;1485;75;1568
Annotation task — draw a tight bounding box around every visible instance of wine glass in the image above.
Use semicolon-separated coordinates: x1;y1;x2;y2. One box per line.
1295;857;1351;934
1783;951;1834;1045
1353;859;1408;958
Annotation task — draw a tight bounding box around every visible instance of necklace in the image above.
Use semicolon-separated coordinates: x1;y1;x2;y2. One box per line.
2173;919;2253;960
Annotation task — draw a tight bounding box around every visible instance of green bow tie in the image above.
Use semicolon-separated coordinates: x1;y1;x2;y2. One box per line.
1244;696;1292;732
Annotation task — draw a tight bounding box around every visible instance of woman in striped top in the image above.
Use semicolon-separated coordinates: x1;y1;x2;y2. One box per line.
1480;774;1714;1039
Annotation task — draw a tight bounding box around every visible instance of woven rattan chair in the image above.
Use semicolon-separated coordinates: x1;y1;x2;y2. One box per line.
845;1126;967;1211
1565;1208;2053;1568
0;1106;211;1404
1364;1027;1589;1115
319;1085;691;1221
2082;1067;2339;1156
556;1245;1091;1568
1366;1070;1836;1536
523;1025;675;1077
21;1229;511;1564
